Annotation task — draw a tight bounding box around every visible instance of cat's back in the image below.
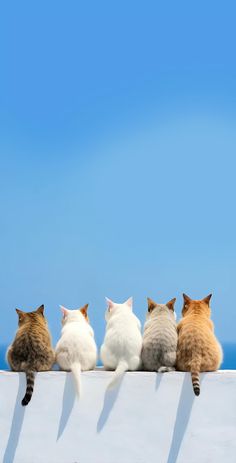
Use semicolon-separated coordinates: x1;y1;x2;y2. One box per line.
177;313;221;361
9;309;54;371
144;314;176;336
143;315;177;349
177;294;223;372
178;314;213;343
101;298;142;369
58;321;95;349
13;320;51;350
106;310;140;337
103;311;142;355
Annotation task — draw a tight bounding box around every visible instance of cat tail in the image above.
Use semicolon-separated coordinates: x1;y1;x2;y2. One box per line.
108;359;129;390
71;362;82;398
190;357;201;396
22;370;35;406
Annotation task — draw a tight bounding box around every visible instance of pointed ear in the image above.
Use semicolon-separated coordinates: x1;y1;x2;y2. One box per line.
147;297;157;312
202;294;212;306
60;305;69;318
16;308;25;322
166;298;176;311
36;304;44;315
16;308;24;317
105;297;114;312
80;303;89;318
183;293;191;304
124;297;133;308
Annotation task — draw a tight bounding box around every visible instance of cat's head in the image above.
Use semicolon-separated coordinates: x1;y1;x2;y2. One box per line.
146;297;176;320
182;293;212;317
16;304;47;327
105;297;133;321
60;304;89;325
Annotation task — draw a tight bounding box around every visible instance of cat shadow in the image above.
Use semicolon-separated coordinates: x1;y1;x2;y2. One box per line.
3;373;26;463
155;372;163;390
57;373;76;441
166;372;201;463
97;380;122;433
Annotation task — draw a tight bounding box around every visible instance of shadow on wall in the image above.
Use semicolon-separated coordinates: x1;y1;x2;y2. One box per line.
3;374;26;463
166;373;207;463
155;373;162;390
57;373;76;440
97;377;123;433
57;371;123;437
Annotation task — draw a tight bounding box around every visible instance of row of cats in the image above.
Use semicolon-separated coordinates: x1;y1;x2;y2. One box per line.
7;293;223;406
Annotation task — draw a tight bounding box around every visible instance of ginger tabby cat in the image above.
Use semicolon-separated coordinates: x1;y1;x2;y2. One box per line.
176;293;222;396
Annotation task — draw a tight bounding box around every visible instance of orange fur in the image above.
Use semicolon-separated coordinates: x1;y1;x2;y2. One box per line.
80;304;89;323
176;293;222;396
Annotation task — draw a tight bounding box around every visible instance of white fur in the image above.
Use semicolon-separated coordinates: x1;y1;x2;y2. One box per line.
100;297;142;389
55;306;97;397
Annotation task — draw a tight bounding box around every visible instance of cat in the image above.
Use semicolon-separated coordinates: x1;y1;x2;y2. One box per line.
55;304;97;397
141;297;177;372
100;297;142;388
176;293;223;396
7;305;54;406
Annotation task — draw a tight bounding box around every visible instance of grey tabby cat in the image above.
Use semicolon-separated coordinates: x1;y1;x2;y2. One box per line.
141;297;177;372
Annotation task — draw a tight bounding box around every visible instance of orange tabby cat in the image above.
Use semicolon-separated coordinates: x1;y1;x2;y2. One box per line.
176;293;223;396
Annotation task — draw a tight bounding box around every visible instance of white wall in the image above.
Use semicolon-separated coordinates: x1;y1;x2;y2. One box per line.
0;370;235;463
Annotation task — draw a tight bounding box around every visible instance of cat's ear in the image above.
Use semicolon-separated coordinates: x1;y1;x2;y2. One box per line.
36;304;44;315
60;305;69;318
166;298;176;311
105;297;114;312
80;303;89;318
16;308;25;318
147;297;157;312
124;297;133;308
202;294;212;306
183;293;191;304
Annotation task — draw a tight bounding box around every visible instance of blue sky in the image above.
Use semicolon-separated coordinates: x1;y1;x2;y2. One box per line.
0;1;236;349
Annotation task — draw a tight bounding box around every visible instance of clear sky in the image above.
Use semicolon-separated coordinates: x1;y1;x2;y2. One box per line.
1;1;236;349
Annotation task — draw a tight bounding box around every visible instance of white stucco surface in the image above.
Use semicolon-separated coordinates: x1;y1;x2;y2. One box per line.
0;370;235;463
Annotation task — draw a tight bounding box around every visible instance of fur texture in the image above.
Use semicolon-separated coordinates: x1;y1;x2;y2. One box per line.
176;293;223;396
7;305;54;406
141;297;177;372
100;297;142;388
55;304;97;397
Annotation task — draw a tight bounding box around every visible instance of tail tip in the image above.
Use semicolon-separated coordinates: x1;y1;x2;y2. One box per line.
21;395;31;406
194;387;200;396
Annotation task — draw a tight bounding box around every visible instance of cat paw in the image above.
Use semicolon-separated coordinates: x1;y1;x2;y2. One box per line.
158;366;175;373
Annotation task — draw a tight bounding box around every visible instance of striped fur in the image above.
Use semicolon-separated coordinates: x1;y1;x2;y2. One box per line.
190;358;201;396
177;294;223;396
7;305;54;406
191;372;200;396
22;370;35;406
141;298;177;372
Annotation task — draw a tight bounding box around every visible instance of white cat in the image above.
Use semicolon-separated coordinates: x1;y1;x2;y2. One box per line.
55;304;97;397
100;297;142;388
